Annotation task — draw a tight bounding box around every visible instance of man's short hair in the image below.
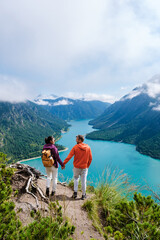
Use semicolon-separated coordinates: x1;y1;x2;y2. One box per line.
76;135;84;142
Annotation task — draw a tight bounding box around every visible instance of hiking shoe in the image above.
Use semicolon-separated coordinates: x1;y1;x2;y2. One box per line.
51;191;55;196
72;192;77;199
81;194;87;200
46;188;49;197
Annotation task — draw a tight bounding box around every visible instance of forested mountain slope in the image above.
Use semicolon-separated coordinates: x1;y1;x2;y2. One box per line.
87;76;160;159
0;101;68;161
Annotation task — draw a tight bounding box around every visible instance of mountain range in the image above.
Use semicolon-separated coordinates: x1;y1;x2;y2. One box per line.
1;75;160;161
0;101;68;162
0;95;109;162
86;75;160;159
34;95;110;120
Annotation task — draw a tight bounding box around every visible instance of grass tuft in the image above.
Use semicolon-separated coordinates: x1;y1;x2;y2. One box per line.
82;166;139;237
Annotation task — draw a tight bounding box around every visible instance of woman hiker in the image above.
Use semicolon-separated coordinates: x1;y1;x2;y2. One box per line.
42;136;65;197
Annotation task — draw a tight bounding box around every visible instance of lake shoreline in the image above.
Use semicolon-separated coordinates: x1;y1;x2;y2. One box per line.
18;147;68;163
18;119;160;194
86;135;160;161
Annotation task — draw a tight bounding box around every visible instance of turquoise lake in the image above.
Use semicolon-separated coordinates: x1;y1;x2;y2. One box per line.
22;120;160;194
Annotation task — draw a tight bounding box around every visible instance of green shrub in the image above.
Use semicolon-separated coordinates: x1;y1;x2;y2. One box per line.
107;193;160;239
82;200;94;214
21;200;75;240
83;167;160;240
103;233;108;239
104;226;113;234
22;214;75;240
114;231;124;240
0;154;22;240
0;152;8;164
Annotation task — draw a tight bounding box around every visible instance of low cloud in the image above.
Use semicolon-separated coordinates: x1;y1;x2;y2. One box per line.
146;75;160;98
153;105;160;111
64;92;116;103
54;99;73;106
0;74;31;102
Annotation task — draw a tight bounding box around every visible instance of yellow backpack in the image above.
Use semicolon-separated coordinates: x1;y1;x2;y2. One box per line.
41;149;54;167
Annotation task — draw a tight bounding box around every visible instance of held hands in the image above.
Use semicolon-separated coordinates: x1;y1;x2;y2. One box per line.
61;165;65;170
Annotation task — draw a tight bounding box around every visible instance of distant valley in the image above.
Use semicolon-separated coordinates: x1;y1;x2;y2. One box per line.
34;95;110;120
0;96;109;162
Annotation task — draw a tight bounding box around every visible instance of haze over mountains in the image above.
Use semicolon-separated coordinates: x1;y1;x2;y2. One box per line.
34;95;110;120
87;75;160;159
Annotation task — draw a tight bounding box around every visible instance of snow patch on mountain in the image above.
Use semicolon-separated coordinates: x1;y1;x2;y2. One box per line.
121;88;141;101
121;75;160;102
145;75;160;98
34;99;51;106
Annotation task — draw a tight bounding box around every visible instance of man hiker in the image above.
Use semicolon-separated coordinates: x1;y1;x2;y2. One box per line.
63;135;92;200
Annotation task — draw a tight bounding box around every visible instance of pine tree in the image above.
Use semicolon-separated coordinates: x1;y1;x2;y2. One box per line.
106;193;160;239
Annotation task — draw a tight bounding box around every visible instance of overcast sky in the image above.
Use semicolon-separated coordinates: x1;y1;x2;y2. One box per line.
0;0;160;102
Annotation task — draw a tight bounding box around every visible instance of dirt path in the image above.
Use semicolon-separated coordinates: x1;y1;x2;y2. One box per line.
38;179;104;240
14;177;104;240
11;164;104;240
